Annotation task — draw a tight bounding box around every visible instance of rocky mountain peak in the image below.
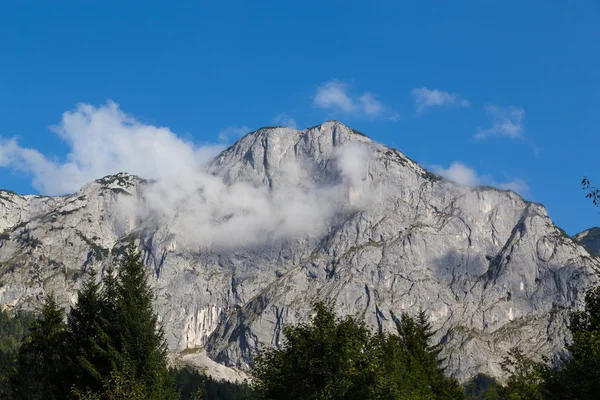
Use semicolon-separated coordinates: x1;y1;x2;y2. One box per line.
215;120;369;168
0;122;598;383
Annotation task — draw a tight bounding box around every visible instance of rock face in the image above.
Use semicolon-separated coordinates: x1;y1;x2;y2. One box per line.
0;121;598;382
574;227;600;256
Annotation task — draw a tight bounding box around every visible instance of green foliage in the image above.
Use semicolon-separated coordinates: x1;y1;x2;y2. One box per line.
0;309;35;398
73;371;148;400
171;367;205;400
582;177;600;207
12;293;71;399
252;302;464;400
498;348;545;400
171;366;255;400
7;242;178;399
390;311;465;399
463;374;501;400
68;269;117;394
253;302;381;399
112;242;177;399
497;286;600;400
540;285;600;399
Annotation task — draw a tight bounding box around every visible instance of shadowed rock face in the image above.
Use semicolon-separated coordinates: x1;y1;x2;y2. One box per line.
0;121;598;382
574;227;600;256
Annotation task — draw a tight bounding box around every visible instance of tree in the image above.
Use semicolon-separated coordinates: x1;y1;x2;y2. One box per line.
498;348;544;400
540;286;600;399
72;371;148;400
101;264;119;327
68;268;117;394
171;366;256;400
12;293;71;400
0;309;35;399
253;301;381;399
252;302;464;400
463;374;501;400
582;177;600;207
112;242;177;399
5;243;180;399
393;312;465;399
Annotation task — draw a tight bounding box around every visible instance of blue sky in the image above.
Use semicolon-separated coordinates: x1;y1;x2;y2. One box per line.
0;1;598;235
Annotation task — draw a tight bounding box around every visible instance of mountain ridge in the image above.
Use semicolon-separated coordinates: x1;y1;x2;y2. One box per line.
574;226;600;256
0;121;597;382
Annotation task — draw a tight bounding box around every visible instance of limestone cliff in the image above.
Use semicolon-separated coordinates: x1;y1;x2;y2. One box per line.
0;121;597;382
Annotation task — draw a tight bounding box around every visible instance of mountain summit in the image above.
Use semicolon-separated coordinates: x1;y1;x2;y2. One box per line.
0;121;597;381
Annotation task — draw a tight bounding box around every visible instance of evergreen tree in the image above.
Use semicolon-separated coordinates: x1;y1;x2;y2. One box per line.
12;292;70;400
415;308;445;368
0;309;35;399
253;301;382;399
101;264;119;324
498;348;544;400
73;370;148;400
463;373;501;400
68;268;116;394
171;366;256;400
394;312;465;399
539;285;600;399
253;302;464;400
113;242;177;399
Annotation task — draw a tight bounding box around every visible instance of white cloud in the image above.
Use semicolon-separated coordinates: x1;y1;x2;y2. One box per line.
314;81;355;113
218;125;251;142
430;162;480;186
273;113;298;129
0;101;223;195
358;93;384;117
475;105;525;140
0;101;374;249
0;138;19;167
411;87;470;112
430;161;530;197
496;179;529;195
313;80;391;119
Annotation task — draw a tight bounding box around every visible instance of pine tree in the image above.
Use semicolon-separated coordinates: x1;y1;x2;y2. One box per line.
538;285;600;399
415;308;443;365
68;269;116;394
498;348;544;400
101;264;119;323
253;303;464;399
395;311;465;399
12;292;71;400
113;242;177;399
0;309;35;399
73;370;148;400
253;301;381;399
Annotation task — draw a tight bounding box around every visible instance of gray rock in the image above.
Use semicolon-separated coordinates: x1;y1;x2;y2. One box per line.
0;121;597;383
574;227;600;256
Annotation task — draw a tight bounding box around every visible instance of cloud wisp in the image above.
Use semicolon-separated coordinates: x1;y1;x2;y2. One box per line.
411;87;470;113
475;105;525;140
218;125;251;142
313;80;394;119
430;161;530;198
272;113;298;129
0;101;374;249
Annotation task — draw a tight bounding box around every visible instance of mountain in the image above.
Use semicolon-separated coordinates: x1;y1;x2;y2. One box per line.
0;121;598;382
574;227;600;256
